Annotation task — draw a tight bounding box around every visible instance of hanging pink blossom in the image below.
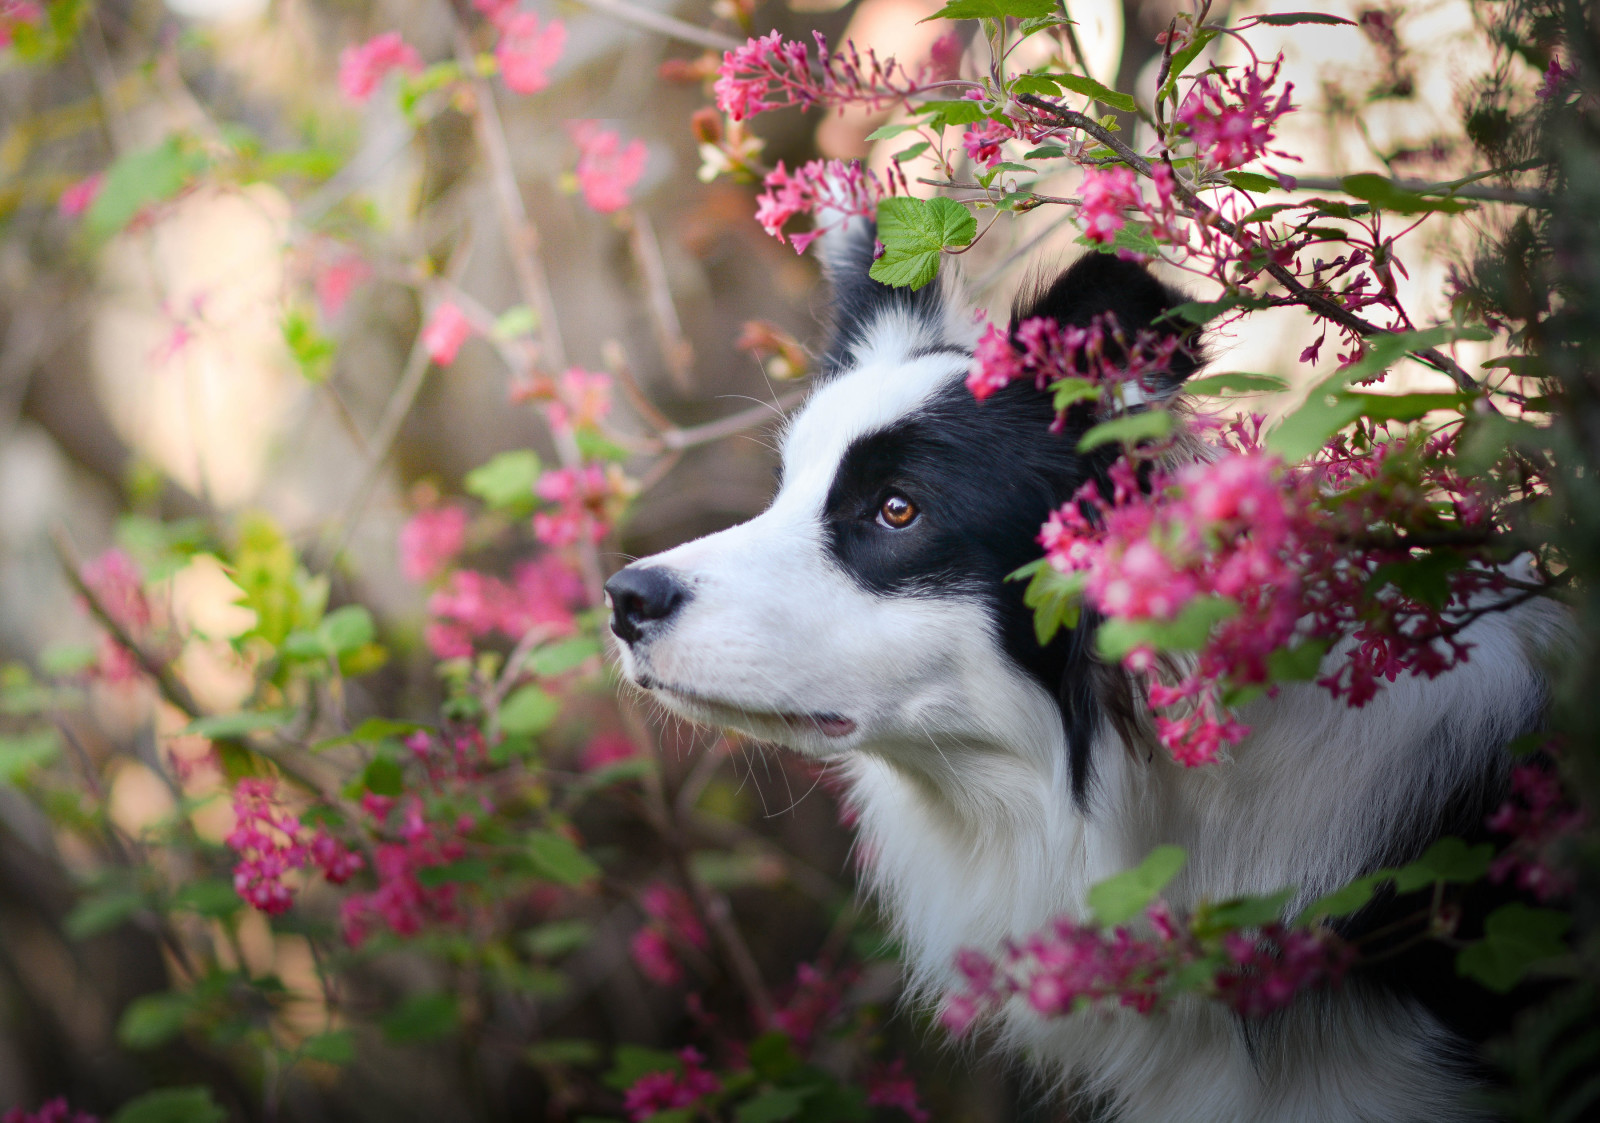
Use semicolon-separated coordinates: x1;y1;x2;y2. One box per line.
399;504;469;583
569;123;648;214
621;1050;720;1121
422;301;474;366
1176;56;1294;170
1487;763;1587;900
545;368;613;431
533;463;631;546
338;32;423;104
1078;166;1143;244
495;12;565;95
423;556;583;659
962;118;1014;169
316;253;372;318
580;733;639;772
865;1059;929;1123
2;1098;99;1123
629;927;683;985
714;29;924;122
754;158;883;254
57;173;104;219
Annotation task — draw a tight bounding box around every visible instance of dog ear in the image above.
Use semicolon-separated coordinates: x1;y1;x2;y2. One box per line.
1012;253;1203;393
815;214;977;382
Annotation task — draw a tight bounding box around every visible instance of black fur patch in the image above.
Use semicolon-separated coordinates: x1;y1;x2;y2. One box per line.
818;252;1201;801
818;220;948;381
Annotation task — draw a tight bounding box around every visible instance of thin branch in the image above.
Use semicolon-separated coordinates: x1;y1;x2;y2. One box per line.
628;212;695;393
1015;94;1483;395
1283;175;1549;208
572;0;742;51
656;391;806;451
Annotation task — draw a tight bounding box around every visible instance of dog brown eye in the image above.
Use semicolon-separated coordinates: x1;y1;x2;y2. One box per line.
878;494;918;529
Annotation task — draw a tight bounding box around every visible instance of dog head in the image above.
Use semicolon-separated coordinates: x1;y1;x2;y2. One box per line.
607;220;1199;799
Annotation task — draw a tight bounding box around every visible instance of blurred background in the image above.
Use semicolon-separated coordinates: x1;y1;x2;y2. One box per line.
0;0;1538;1118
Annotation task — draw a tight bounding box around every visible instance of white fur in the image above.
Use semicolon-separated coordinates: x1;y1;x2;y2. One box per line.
611;287;1562;1123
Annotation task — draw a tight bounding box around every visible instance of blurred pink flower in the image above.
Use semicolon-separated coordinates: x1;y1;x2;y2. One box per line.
580;733;639;772
621;1049;719;1121
495;12;565;94
629;926;682;985
338;32;423;104
316;253;372;318
399;505;469;583
1078;166;1142;245
865;1059;929;1123
548;367;613;431
57;173;104;219
570;122;647;214
0;0;42;51
2;1097;99;1123
422;301;474;365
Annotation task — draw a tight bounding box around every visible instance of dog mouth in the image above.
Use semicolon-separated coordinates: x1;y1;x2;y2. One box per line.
638;676;858;740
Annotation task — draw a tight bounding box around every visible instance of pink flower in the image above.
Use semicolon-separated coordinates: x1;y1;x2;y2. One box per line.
966;322;1025;400
316;253;372;318
1176;56;1294;170
580;733;639;771
546;368;613;431
621;1050;720;1121
640;882;708;951
423;556;582;657
226;779;308;915
3;1098;98;1123
533;463;629;546
399;504;469;583
422;301;474;365
338;32;423;104
924;29;964;82
629;926;682;985
865;1059;929;1123
962;118;1013;169
1537;56;1577;101
58;173;104;219
472;0;516;26
569;123;647;214
753;158;882;254
495;12;565;94
1078;166;1142;244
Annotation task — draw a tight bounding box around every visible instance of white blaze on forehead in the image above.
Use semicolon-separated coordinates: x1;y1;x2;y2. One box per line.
776;349;970;515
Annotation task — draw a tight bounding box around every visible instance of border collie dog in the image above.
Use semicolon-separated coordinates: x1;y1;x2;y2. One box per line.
606;219;1561;1122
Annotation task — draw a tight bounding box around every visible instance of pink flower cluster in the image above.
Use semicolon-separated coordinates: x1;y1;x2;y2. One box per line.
533;463;631;547
569;122;647;214
422;301;474;366
425;555;583;659
338;32;423;103
714;30;924;122
754;158;885;254
768;960;854;1047
630;882;709;986
3;1100;97;1123
495;11;566;94
0;0;41;51
340;791;472;947
400;504;469;583
1487;763;1587;901
962;118;1015;169
511;368;614;433
79;549;153;683
1175;56;1294;171
1078;167;1143;244
226;779;363;916
621;1049;720;1121
966;312;1182;420
864;1059;930;1123
942;904;1350;1034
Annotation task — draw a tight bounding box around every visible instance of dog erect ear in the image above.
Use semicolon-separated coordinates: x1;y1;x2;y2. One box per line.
1012;253;1203;392
815;216;978;382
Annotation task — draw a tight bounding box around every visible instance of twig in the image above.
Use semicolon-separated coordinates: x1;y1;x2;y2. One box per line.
572;0;742;52
656;391;806;451
628;212;695;393
1282;175;1549;208
1015;94;1483;395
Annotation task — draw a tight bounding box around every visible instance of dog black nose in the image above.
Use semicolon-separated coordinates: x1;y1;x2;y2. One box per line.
605;566;689;644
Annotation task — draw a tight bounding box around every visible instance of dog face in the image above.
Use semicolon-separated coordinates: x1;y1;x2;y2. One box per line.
607;227;1196;793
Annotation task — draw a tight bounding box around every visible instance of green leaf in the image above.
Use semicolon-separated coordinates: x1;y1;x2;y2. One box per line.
893;141;932;163
500;685;560;735
1160;297;1250;325
314;717;428;751
864;122;921;141
527;1038;602;1066
1268;389;1467;461
1237;203;1298;225
415;858;491;888
1197;887;1295;933
530;637;603;677
1246;10;1356;24
747;1032;802;1080
1089;845;1187;925
85;138;209;244
466;450;543;512
301;1030;356;1065
282;307;336;383
911;99;989;127
1340;173;1473;215
1022;145;1068;160
1296;872;1387;924
523;919;594;958
65;887;146;940
527;830;601;886
323;605;375;653
869;196;977;291
1094;596;1239;660
1159;28;1220;101
920;0;1054;21
1266;638;1331;682
1077;408;1174;451
171;880;241;919
1051;376;1101;412
1456;904;1571;993
1020;562;1086;646
361;757;405;797
110;1087;227;1123
605;1044;681;1090
1367;549;1466;610
1223;170;1280;192
1076;221;1162;258
1392;837;1495;892
1053;73;1138;114
1011;73;1062;96
382;992;459;1043
491;305;539;340
0;728;60;783
182;709;295;740
738;1088;811;1123
1184;372;1288;396
118;992;192;1050
989;161;1037;174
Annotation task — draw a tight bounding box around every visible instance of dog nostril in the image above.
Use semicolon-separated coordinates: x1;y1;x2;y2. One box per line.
604;566;689;644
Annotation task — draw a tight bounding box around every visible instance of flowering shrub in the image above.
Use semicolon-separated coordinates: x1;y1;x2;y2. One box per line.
1;0;1596;1118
